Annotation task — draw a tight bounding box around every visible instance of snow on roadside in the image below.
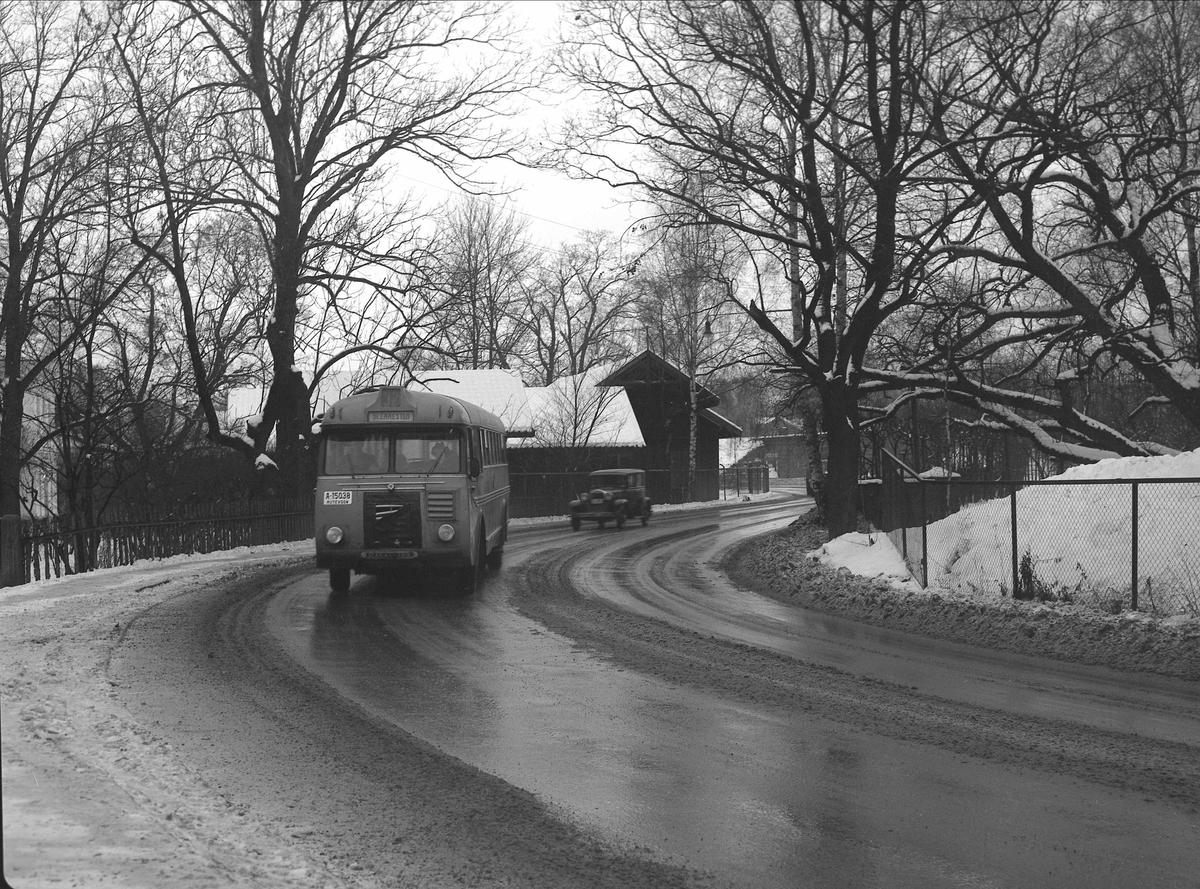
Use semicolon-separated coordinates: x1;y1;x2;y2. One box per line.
814;449;1200;620
1;493;787;887
1;543;347;889
807;532;921;592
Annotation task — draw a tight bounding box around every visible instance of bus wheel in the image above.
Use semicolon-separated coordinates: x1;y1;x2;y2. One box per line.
329;566;351;594
458;530;486;594
486;546;503;570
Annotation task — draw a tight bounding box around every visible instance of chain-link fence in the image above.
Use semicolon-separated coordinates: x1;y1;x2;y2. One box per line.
881;462;1200;617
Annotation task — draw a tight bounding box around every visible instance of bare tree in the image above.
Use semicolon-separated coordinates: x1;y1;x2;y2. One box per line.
908;0;1200;459
556;1;964;535
113;0;531;494
520;230;639;385
0;0;147;518
426;195;535;371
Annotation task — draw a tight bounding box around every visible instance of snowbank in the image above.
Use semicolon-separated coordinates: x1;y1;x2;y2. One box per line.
827;449;1200;616
807;532;921;592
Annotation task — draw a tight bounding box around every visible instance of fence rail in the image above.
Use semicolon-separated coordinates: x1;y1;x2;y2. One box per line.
879;454;1200;617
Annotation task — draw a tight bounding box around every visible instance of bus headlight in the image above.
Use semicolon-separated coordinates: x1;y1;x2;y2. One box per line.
325;526;344;545
437;523;456;542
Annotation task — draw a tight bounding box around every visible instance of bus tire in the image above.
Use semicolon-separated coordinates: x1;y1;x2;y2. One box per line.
458;528;486;594
329;566;351;594
486;546;503;570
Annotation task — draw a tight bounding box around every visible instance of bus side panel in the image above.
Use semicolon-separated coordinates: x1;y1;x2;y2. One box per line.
470;428;508;556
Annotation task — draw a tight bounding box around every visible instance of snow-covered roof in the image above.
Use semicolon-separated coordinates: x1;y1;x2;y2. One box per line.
702;407;743;438
517;366;644;449
415;365;644;448
415;369;535;436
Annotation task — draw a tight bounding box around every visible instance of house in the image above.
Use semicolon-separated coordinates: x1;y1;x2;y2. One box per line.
594;351;742;502
748;414;812;479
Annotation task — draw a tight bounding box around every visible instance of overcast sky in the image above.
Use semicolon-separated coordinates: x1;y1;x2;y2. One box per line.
383;0;640;247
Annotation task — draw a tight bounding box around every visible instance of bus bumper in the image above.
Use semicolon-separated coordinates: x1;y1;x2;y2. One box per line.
316;549;470;574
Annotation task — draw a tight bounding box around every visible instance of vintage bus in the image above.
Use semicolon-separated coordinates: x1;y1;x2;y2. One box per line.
314;386;509;594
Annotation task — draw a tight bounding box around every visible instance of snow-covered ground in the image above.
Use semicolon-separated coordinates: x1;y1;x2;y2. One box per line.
810;449;1200;618
1;544;328;888
2;469;1194;885
807;530;922;591
1;491;791;887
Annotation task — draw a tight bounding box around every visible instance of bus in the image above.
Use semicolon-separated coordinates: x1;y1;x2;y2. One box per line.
314;386;509;594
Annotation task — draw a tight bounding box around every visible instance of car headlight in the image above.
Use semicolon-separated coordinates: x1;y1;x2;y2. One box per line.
437;523;456;542
325;526;344;544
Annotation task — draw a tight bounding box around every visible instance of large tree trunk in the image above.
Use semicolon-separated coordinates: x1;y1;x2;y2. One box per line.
260;199;309;497
801;402;824;520
822;385;861;538
0;377;25;518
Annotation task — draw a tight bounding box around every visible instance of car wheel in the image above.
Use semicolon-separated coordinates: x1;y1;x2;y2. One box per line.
641;503;651;526
570;516;581;531
598;519;606;530
329;566;350;594
616;511;626;530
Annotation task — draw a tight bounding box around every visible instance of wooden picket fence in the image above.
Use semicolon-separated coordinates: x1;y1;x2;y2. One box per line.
18;498;313;584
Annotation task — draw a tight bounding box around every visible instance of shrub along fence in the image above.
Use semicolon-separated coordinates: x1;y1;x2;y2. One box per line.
509;464;769;520
17;498;313;584
878;453;1200;617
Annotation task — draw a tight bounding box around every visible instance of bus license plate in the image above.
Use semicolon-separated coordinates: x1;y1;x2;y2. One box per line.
362;550;417;560
323;491;353;506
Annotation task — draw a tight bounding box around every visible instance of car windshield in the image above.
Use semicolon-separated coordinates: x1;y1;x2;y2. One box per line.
324;429;463;475
590;475;629;490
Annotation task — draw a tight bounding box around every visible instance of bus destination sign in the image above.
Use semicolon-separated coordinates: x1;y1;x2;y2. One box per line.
368;410;414;422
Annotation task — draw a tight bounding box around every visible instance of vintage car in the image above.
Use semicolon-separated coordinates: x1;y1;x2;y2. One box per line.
569;469;651;531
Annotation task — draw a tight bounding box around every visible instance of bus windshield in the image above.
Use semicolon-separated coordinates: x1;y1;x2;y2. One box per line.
324;429;463;475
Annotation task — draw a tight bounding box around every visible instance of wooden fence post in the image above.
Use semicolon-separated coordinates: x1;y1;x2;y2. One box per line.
1;515;22;587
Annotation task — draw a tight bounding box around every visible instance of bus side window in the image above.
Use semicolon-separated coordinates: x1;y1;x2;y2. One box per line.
469;428;483;477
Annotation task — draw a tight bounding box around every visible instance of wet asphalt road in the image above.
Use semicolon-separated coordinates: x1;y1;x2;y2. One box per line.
265;487;1200;888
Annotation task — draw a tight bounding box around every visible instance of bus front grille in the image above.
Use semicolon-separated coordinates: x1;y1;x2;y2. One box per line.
426;490;455;520
364;490;422;548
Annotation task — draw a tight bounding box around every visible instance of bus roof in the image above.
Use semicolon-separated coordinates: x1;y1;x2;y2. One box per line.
319;386;505;432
